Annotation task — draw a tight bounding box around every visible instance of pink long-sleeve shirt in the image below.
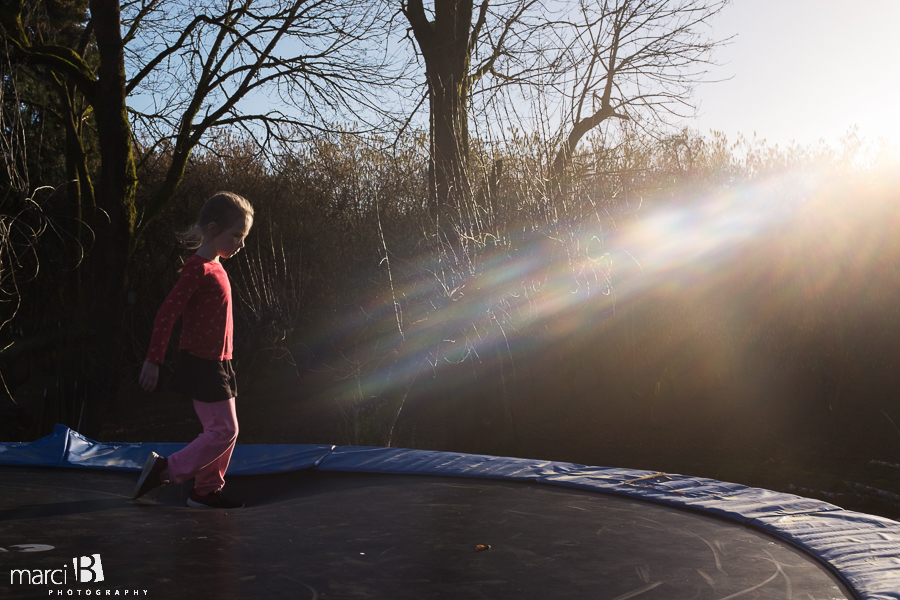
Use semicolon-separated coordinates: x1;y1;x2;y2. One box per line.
146;254;233;364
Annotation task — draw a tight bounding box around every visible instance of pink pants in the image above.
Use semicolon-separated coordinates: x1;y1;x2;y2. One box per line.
166;398;238;495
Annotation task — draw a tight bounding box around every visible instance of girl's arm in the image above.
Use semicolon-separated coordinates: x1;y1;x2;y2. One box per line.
145;260;205;365
138;361;159;392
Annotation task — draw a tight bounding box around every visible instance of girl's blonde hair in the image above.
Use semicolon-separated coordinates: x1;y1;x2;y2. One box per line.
177;191;254;249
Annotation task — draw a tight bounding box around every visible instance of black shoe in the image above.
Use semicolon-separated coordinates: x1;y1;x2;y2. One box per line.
186;488;244;509
132;452;168;500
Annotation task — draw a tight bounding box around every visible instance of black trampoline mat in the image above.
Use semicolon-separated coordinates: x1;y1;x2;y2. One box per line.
0;467;852;599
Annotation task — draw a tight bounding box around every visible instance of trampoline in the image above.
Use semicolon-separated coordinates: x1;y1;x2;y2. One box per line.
1;426;898;599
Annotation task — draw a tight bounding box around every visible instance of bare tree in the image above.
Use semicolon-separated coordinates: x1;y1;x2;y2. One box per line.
124;0;400;240
2;0;397;274
0;0;398;431
546;0;729;182
401;0;544;217
399;0;728;219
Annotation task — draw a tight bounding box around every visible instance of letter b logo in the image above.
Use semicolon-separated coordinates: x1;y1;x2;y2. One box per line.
74;554;104;583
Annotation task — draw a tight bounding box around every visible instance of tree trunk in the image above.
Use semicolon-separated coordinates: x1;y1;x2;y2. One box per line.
550;106;624;184
60;82;95;214
83;0;137;435
428;54;470;219
405;0;474;219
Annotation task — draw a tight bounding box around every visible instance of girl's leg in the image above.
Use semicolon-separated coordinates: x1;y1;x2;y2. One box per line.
166;398;238;494
191;398;239;495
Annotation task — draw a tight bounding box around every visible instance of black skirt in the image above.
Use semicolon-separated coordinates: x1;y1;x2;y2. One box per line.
166;352;237;403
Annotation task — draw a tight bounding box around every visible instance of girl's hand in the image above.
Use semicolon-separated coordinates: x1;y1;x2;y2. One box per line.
139;361;160;393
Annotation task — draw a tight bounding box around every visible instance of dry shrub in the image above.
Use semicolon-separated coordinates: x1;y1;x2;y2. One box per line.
13;120;900;461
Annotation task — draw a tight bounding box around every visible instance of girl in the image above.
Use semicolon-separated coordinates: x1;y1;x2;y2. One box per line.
133;191;253;509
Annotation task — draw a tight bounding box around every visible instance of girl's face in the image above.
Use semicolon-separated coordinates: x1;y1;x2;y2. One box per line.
208;215;252;261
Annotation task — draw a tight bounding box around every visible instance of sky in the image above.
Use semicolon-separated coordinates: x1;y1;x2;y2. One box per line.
125;0;900;153
686;0;900;149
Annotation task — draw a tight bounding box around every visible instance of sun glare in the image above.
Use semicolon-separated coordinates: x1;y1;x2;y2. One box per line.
693;1;900;149
306;154;899;414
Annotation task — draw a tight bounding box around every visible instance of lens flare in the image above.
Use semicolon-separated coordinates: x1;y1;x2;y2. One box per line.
301;162;900;427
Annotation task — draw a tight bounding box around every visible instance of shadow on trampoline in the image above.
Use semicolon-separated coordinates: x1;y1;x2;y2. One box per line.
0;498;127;522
